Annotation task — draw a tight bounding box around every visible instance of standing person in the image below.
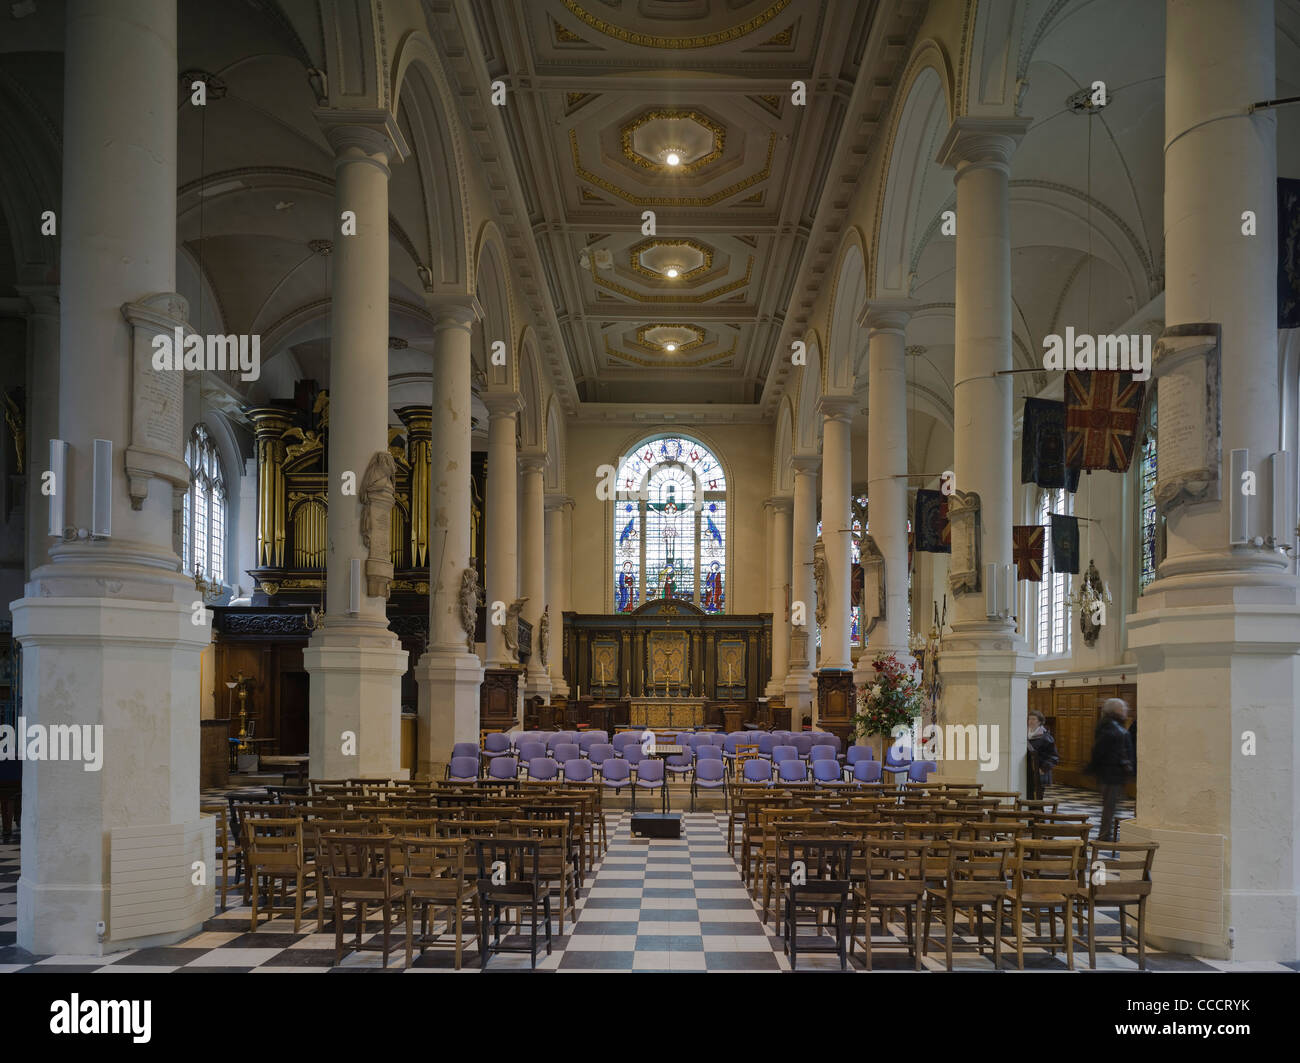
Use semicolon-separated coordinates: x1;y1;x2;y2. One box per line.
1086;698;1135;844
1026;710;1059;800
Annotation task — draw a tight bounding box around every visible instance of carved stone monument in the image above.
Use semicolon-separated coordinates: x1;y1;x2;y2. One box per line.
359;450;397;599
458;567;479;652
947;489;982;595
539;604;550;667
858;532;887;638
812;535;828;629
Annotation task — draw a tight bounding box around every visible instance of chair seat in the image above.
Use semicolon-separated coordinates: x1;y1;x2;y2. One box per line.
856;883;925;903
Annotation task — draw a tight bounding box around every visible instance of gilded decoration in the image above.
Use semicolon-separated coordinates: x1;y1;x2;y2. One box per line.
628;238;714;282
633;324;706;353
603;335;737;369
620;110;725;174
588;253;754;302
560;0;792;49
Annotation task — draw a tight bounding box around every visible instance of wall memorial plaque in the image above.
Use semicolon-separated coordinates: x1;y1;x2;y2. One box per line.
1154;323;1221;511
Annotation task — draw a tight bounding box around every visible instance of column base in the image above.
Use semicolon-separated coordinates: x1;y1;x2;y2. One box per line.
10;586;211;956
303;618;407;780
784;670;814;723
1126;577;1300;962
933;620;1033;791
523;669;553;701
414;648;484;780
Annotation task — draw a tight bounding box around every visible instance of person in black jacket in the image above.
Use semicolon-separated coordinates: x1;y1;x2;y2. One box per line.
1087;698;1135;843
1026;710;1059;800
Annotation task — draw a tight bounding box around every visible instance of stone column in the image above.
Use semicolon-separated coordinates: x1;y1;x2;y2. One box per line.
784;455;819;717
1127;0;1297;962
18;285;58;579
818;394;856;671
415;301;484;779
10;0;212;956
302;110;409;780
855;300;915;680
545;494;572;695
484;393;522;669
935;116;1034;790
765;496;792;696
518;452;551;699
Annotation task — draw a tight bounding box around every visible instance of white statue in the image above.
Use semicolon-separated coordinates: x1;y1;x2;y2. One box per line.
359;450;397;599
458;567;479;652
504;596;529;659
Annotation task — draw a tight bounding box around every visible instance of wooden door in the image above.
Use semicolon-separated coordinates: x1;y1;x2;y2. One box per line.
278;672;310;755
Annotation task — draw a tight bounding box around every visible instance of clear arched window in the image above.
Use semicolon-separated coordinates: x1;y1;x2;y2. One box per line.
1036;487;1072;656
183;424;226;585
1139;403;1158;592
613;435;727;613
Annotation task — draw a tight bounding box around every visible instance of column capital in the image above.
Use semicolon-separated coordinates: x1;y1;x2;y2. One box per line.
315;107;410;166
764;495;794;514
859;298;918;333
545;493;574;513
791;452;821;476
482;390;524;417
518;450;549;474
427;295;482;333
937;116;1031;173
817;392;857;423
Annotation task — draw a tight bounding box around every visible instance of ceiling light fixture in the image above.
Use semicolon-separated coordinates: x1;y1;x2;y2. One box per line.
665;267;679;278
665;343;677;352
665;152;681;167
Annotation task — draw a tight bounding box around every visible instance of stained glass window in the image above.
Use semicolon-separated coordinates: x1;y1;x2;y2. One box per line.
184;424;227;586
1139;404;1158;592
613;435;727;612
1036;487;1072;656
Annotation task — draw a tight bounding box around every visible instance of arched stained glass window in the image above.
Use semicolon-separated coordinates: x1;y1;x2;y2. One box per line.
183;424;227;585
613;435;727;613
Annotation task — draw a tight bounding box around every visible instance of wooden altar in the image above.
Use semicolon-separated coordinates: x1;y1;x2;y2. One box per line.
562;597;771;709
628;697;708;730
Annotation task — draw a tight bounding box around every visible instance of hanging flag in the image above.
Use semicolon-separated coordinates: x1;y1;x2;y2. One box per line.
1022;397;1082;491
1050;513;1080;575
913;489;950;553
1012;525;1045;582
1065;370;1145;473
1281;178;1300;329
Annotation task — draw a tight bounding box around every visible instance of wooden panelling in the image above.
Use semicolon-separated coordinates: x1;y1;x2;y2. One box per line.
1033;680;1137;794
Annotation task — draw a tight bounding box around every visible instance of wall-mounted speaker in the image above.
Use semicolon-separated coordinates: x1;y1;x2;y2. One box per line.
91;439;112;539
1270;451;1293;549
48;438;66;537
1229;448;1250;545
985;562;1000;618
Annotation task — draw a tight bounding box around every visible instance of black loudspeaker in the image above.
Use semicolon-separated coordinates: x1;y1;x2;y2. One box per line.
630;813;682;839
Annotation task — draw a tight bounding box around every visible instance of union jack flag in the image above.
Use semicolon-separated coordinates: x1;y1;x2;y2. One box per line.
1012;525;1045;582
1065;370;1145;473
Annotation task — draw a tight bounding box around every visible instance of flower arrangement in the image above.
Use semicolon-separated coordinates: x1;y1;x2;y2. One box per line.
852;652;924;740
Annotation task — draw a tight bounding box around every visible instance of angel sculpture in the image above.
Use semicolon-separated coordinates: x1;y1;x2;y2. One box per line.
359;451;397;598
503;596;529;658
280;426;323;465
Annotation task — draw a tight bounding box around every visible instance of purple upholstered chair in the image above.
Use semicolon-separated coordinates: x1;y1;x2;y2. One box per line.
543;732;565;754
632;757;665;812
622;743;646;770
587;743;616;773
452;742;479;761
447;755;480;782
563;759;594;783
674;732;694;749
553;743;580;764
488;756;519;781
482;732;512;763
665;747;693;783
810;732;841;753
692;757;727;812
696;745;723;763
852;759;883;784
516;740;546;764
757;733;777;758
809;745;837;763
527;757;560;782
883;741;913;781
742;759;773;785
907;760;939;784
771;744;799;766
612;731;642;753
791;733;815;759
845;745;875;768
708;733;727;748
576;732;601;756
777;758;808;783
812;759;843;786
601;757;631;796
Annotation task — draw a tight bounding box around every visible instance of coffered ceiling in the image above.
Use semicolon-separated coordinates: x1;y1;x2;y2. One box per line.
482;0;881;405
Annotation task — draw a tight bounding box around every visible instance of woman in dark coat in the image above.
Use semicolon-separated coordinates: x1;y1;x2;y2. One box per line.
1026;710;1058;799
1086;698;1135;843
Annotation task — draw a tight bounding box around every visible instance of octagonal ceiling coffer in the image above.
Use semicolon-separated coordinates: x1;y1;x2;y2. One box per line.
621;109;725;173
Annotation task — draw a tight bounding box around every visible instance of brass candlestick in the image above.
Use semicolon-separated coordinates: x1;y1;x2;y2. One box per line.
229;672;254;754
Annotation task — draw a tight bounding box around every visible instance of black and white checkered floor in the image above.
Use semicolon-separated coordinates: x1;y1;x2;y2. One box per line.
0;786;1296;972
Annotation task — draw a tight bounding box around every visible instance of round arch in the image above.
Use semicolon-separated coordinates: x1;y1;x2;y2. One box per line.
794;329;824;456
518;328;545;452
826;235;867;394
773;395;796;496
474;221;516;392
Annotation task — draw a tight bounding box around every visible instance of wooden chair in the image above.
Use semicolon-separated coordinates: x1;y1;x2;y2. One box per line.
850;839;929;970
399;837;478;969
1003;839;1085;970
1086;840;1158;970
244;817;316;933
474;837;552;970
509;818;576;935
200;802;232;909
782;837;854;971
319;832;402;967
923;840;1012;970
